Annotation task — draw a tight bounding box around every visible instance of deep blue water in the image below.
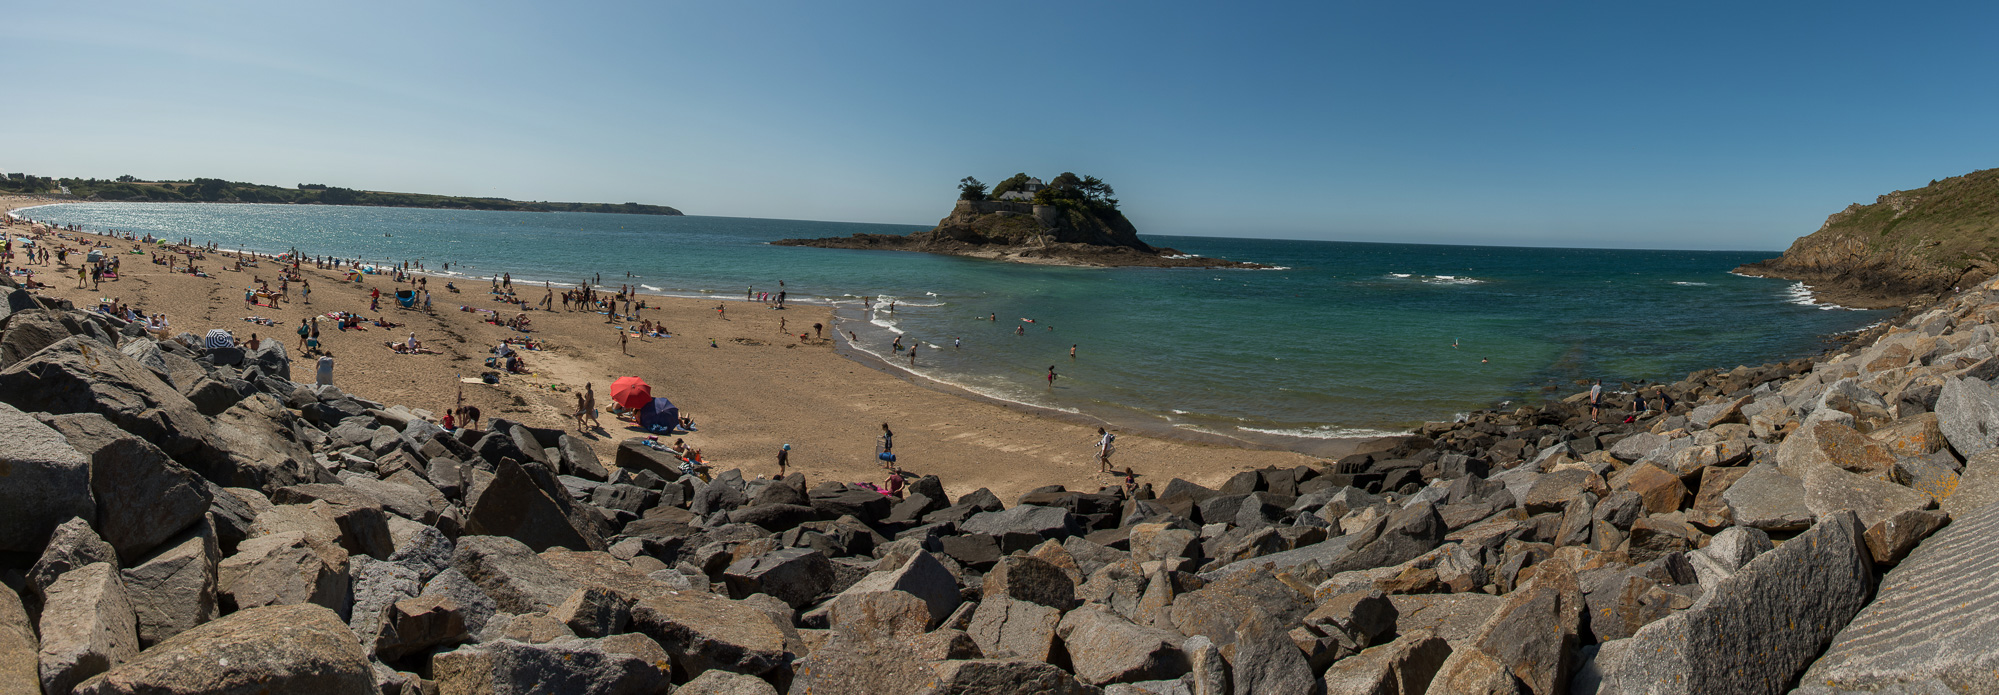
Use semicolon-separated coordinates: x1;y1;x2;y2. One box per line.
13;202;1882;448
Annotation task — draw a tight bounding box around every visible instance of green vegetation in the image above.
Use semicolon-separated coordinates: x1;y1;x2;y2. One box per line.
989;173;1034;199
0;174;682;216
957;176;988;202
1031;171;1118;215
1818;167;1999;266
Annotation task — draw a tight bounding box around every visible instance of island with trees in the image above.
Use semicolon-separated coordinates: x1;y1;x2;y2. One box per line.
0;173;682;216
772;172;1265;268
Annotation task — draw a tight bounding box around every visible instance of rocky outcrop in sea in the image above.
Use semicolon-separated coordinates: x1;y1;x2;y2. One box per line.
0;267;1997;694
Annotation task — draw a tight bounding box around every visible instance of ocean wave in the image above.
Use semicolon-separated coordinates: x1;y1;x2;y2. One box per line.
1422;275;1483;285
1670;281;1710;286
1388;273;1412;278
640;284;661;291
1782;282;1866;311
1238;425;1404;439
869;317;904;334
1259;266;1293;271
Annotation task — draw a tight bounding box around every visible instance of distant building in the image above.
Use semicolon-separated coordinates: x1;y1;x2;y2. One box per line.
996;177;1045;201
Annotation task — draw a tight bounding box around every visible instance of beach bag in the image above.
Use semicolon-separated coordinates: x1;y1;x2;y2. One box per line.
878;452;896;463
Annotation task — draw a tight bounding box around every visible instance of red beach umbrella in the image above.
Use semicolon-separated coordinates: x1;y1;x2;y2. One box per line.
610;376;652;410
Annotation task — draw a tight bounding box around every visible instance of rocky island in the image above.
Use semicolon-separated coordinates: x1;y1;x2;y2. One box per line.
773;173;1267;269
1736;168;1999;309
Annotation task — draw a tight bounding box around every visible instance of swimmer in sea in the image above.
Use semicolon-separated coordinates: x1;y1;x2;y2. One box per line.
1047;366;1057;387
989;313;996;321
1070;344;1077;358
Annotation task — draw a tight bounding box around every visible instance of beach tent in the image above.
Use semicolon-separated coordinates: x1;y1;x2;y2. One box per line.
396;290;416;308
203;329;235;349
637;397;679;431
86;250;104;263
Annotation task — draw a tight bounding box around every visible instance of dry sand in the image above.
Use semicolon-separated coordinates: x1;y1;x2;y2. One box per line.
2;197;1389;501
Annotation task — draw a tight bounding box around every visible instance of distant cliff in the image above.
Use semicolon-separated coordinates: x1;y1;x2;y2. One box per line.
775;197;1263;269
1737;168;1999;308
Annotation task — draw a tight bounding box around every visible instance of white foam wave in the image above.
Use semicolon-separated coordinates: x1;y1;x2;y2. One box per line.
869;317;904;334
1259;266;1293;271
640;284;661;291
1388;273;1412;278
1422;275;1483;285
1238;425;1404;439
1782;282;1865;311
1670;281;1710;286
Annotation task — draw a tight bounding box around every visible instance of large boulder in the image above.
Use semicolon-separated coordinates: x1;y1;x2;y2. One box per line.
120;520;220;647
1057;604;1188;686
71;604;372;694
0;402;94;553
677;669;781;695
430;634;673;695
38;563;140;695
1795;500;1999;693
28;517;117;598
41;413;211;561
1593;511;1873;694
374;594;472;661
0;583;35;695
825;550;962;628
209;392;330;490
1322;502;1447;575
1322;629;1452;695
451;535;581;614
466;458;609;552
218;530;351;619
983;555;1078;612
629;591;792;681
1802;464;1936;529
0;309;72;368
923;659;1096;695
968;596;1063;662
1721;464;1816;532
722;547;836;609
1169;570;1312;651
961;504;1084;541
1426;566;1583;695
1935;376;1999;458
0;337;228;480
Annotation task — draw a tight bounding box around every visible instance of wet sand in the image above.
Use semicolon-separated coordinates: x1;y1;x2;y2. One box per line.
2;197;1390;501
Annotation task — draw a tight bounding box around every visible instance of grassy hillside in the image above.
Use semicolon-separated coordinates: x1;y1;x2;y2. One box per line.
0;174;681;216
1740;167;1999;307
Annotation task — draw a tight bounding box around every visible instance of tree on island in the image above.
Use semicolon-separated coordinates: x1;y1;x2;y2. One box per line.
989;172;1034;199
958;176;988;202
1034;171;1119;211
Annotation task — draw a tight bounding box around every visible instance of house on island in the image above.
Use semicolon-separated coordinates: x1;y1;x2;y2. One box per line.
995;177;1046;201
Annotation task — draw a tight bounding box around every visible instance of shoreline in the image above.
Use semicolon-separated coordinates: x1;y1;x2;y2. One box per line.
8;199;1405;457
2;196;1359;502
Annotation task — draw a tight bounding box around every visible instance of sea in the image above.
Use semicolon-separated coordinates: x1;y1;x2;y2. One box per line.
11;202;1885;454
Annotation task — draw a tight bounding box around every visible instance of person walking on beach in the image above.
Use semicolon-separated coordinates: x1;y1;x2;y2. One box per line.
716;305;727;320
880;423;894;455
1589;379;1604;422
575;390;589;430
583;383;601;430
620;329;629;355
1095;427;1116;473
297;319;311;351
776;444;790;478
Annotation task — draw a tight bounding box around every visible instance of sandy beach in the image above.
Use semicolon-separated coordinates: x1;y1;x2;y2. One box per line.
0;197;1384;501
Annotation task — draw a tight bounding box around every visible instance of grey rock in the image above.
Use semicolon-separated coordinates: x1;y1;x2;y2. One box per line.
387;524;455;582
1722;464;1816;532
422;568;501;637
967;596;1062;661
218;531;351;620
1170;570;1312;651
1594;511;1873;695
1943;449;1999;518
1322;502;1447;575
548;587;630;638
983;555;1077;611
1803;464;1937;529
465;458;609;552
42;412;211;561
1057;604;1189;686
1322;629;1452;695
629;591;792;680
0;402;95;553
71;604;373;695
120;520;220;647
29;516;119;598
922;658;1098;695
962;504;1083;540
1935;376;1999;458
1795;499;1999;693
723;547;836;609
0;581;36;695
677;669;780;695
1224;606;1315;695
428;635;673;695
450;535;581;614
348;556;422;644
826;549;962;628
0;337;241;488
38;562;140;695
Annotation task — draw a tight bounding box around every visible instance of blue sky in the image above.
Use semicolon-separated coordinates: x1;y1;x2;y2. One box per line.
5;1;1997;250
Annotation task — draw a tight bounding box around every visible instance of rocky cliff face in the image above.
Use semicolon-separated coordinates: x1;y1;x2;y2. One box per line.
1737;169;1999;308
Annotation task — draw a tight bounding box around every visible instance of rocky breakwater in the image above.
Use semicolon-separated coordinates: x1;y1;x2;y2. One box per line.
1;265;1998;695
1736;168;1999;309
773;199;1266;269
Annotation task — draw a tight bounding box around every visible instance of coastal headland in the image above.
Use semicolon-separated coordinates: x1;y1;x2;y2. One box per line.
1735;167;1999;309
774;174;1265;269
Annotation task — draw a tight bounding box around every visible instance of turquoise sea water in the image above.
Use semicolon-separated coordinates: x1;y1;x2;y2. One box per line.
13;202;1884;450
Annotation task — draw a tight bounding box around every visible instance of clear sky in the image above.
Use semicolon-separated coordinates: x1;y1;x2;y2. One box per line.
6;1;1997;250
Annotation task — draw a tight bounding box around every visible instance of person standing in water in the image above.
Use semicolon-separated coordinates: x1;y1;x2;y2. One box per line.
1047;366;1057;387
1070;344;1077;358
